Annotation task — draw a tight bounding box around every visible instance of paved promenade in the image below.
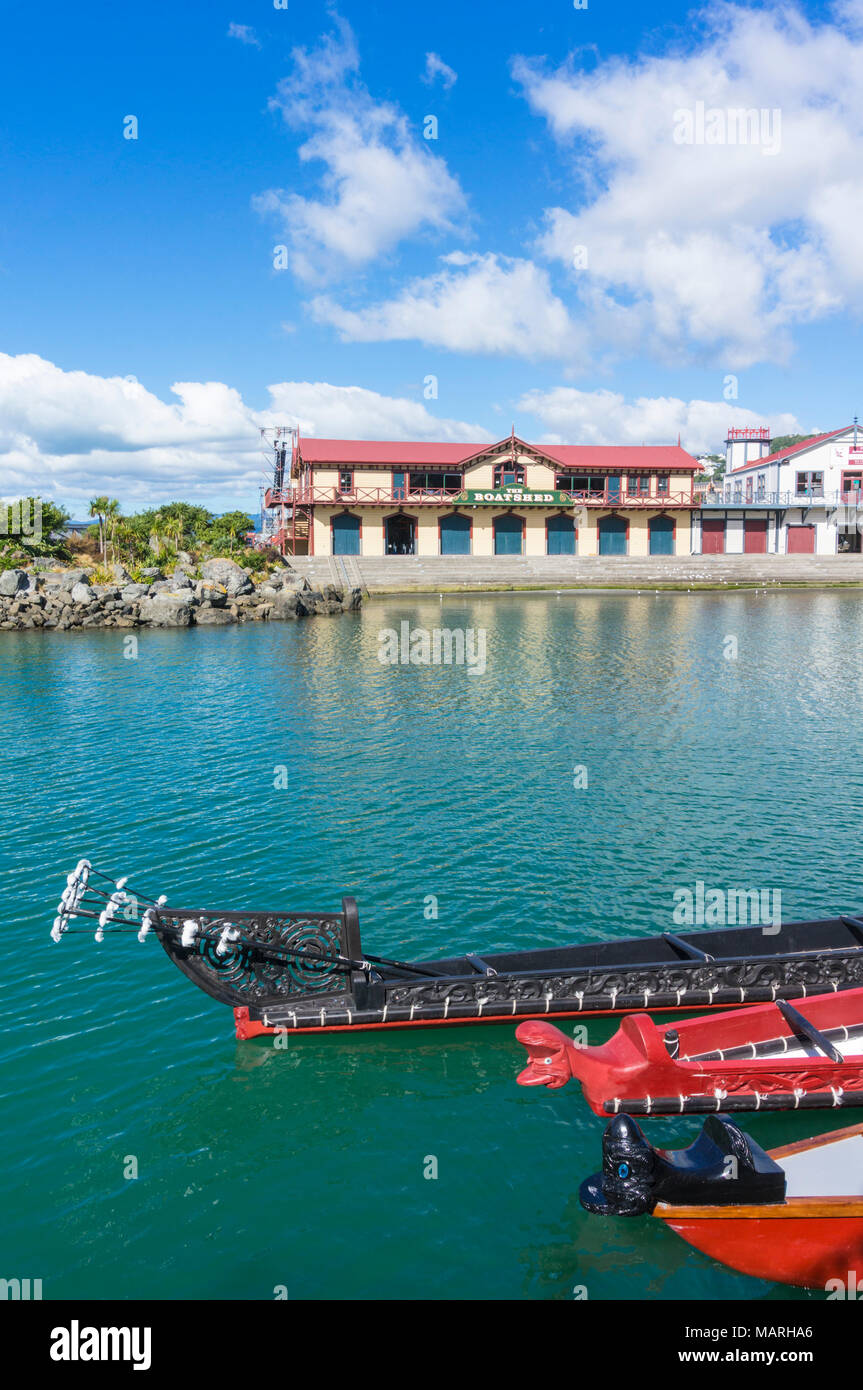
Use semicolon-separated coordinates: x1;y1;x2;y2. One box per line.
287;553;863;595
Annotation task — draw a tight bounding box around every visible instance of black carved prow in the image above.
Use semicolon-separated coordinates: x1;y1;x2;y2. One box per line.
579;1113;786;1217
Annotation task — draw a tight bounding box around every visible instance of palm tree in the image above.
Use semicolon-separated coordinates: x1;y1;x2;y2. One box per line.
103;500;122;561
88;496;110;560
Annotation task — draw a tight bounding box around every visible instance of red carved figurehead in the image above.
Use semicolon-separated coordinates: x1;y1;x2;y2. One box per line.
515;1021;575;1089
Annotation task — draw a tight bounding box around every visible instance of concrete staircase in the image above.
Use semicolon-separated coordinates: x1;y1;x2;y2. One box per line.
284;554;863;595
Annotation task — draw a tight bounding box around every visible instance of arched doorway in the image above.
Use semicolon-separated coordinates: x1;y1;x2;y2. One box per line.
546;513;576;555
648;513;675;555
440;512;472;555
598;513;628;556
493;512;524;555
385;513;416;555
332;512;361;555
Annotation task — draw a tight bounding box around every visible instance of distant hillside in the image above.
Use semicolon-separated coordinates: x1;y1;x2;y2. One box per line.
770;434;816;454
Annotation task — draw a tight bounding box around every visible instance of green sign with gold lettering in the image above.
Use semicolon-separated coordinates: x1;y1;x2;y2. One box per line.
452;488;575;506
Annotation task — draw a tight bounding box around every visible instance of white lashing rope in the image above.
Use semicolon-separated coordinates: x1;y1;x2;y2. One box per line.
137;896;167;943
216;926;240;956
96;889;128;942
180;919;199;948
51;862;169;943
52;859;91;941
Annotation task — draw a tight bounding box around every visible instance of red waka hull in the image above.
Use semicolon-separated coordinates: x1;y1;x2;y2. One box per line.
516;987;863;1116
659;1208;863;1288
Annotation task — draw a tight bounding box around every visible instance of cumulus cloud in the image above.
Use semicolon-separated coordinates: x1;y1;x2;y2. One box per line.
311;252;585;359
422;53;457;90
254;18;467;282
517;385;801;455
0;354;490;511
513;0;863;366
266;380;492;443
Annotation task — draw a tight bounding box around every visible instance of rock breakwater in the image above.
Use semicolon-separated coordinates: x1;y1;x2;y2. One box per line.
0;559;362;632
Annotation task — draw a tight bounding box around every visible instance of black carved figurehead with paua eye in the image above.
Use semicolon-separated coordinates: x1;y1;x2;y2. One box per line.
579;1114;658;1216
579;1112;786;1218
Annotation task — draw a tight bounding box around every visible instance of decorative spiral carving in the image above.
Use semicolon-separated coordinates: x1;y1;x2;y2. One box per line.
156;911;347;1006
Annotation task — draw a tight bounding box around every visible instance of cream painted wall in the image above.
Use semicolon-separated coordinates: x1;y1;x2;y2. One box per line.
629;513;649;556
674;512;692;554
312;468;340;490
578;514;598;556
312;510;330;555
363;513;386;556
669;471;693;499
472;514;495;555
416;511;439;556
462;461;496;488
524;511;548;556
523;460;558;489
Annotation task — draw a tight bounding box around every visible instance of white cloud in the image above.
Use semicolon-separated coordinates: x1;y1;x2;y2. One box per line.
254;19;467;282
518;385;800;455
513;0;863;366
268;381;492;442
422;53;457;90
311;252;585;359
0;354;490;511
227;23;261;49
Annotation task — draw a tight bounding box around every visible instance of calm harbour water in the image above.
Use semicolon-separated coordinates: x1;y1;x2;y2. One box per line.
3;590;863;1301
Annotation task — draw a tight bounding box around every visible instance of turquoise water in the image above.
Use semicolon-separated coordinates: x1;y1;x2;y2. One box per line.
3;590;863;1301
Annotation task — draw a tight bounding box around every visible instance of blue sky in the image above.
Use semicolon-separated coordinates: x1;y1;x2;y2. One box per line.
2;0;862;512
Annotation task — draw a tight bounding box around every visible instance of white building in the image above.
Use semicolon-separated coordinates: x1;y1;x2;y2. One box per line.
694;424;863;554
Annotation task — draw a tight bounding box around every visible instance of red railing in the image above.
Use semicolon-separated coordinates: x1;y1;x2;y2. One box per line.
267;486;695;508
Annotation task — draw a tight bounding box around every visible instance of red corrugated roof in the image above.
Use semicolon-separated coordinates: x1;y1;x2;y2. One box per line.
297;437;699;470
731;427;850;473
542;444;698;471
297;440;485;465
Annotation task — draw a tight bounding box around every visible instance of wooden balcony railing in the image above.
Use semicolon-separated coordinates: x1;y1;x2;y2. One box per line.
265;486;696;508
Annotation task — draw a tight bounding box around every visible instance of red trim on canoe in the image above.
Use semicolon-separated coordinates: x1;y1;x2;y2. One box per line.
232;1001;745;1040
515;987;863;1115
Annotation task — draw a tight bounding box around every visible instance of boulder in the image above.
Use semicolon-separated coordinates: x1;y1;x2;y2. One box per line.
0;568;28;596
120;584;148;602
111;563;132;583
194;608;236;625
200;557;254;597
196;582;227;607
137;595;193;628
59;569;89;590
71;582;96;605
271;591;301;620
139;567;164;580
